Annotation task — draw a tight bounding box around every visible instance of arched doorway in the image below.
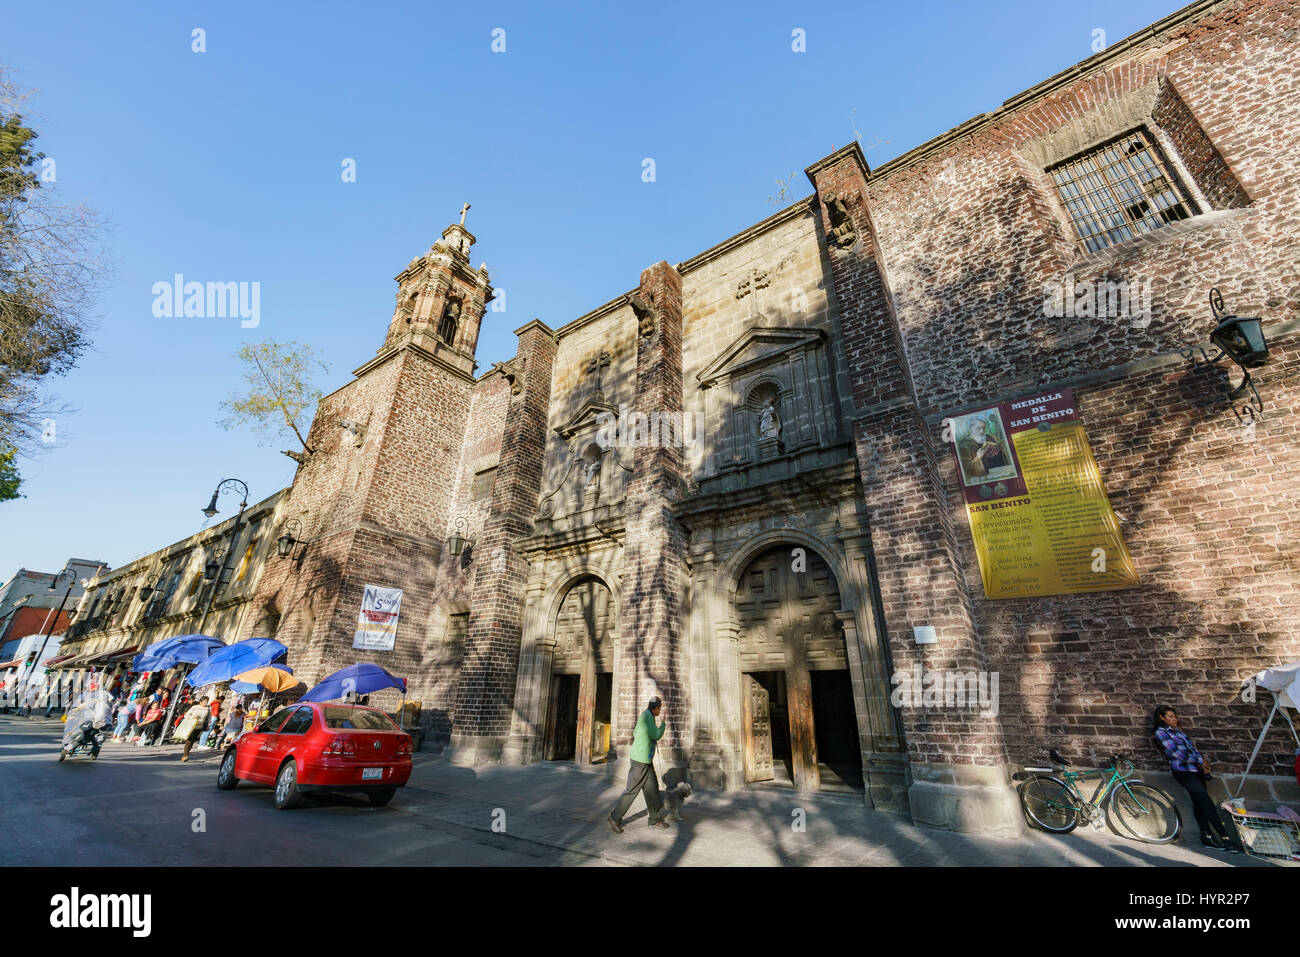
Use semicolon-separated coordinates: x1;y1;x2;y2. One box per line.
734;544;863;793
543;576;615;764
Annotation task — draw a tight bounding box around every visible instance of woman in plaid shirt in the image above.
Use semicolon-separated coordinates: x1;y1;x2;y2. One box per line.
1152;705;1239;852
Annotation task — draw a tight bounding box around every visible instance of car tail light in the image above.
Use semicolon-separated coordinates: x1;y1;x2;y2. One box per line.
395;735;412;759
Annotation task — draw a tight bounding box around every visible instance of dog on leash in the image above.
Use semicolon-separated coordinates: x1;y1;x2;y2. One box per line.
661;781;692;822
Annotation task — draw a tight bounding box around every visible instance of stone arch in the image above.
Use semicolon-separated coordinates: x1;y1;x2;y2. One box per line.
437;296;461;345
540;569;619;764
542;564;622;640
716;527;896;796
744;377;784;411
718;528;858;617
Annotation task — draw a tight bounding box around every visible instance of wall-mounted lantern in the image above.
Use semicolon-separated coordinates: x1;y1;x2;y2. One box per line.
137;574;158;602
447;516;471;556
277;518;304;559
204;549;225;581
1186;287;1268;420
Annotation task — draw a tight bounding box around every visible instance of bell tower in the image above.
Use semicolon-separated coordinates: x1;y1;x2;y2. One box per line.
240;205;499;743
384;203;493;375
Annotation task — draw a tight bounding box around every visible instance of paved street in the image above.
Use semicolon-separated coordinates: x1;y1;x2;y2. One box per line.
0;713;1282;867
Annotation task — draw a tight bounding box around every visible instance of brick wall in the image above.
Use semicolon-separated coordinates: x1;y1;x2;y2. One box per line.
616;263;691;755
853;0;1300;776
454;322;557;743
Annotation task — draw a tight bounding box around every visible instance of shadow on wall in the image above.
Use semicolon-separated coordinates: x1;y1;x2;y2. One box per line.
907;194;1300;778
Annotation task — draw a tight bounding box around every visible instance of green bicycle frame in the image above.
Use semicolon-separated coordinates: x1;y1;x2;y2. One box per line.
1043;761;1149;814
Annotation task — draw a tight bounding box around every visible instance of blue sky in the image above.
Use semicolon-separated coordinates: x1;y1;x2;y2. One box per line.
1;0;1185;578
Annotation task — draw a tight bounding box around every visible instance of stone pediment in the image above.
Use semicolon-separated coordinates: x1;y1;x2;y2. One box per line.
555;396;619;440
697;326;826;388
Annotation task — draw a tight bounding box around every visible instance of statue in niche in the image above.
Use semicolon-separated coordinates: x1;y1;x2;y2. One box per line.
824;191;857;248
582;456;601;489
759;398;781;440
437;297;461;345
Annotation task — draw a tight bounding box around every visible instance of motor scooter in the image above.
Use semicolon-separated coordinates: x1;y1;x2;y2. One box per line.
58;689;113;762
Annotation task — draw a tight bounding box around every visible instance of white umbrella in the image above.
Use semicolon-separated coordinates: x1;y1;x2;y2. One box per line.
1235;660;1300;796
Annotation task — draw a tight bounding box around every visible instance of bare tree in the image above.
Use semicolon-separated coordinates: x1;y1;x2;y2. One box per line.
0;66;109;491
218;340;330;461
767;171;798;209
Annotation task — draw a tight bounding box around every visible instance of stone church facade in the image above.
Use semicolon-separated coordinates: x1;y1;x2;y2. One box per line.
69;0;1289;835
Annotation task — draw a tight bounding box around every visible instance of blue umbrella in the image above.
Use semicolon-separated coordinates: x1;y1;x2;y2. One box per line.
139;634;224;667
144;634;213;656
299;663;407;702
130;653;177;673
186;638;287;687
133;634;221;671
167;636;226;664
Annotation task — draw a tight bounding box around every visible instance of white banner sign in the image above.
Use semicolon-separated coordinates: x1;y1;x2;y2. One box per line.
353;585;403;651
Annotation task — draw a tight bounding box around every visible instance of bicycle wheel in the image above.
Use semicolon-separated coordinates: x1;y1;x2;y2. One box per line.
1019;775;1080;833
1109;782;1181;844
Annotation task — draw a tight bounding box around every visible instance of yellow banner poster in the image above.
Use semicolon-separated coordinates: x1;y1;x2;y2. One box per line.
949;388;1138;599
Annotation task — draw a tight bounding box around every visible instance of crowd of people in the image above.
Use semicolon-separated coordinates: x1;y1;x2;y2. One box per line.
107;676;249;756
3;666;253;759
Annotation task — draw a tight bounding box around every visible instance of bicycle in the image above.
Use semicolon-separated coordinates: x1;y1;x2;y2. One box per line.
1015;747;1181;844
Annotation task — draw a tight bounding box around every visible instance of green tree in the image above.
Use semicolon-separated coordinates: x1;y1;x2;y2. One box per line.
0;439;20;501
218;340;330;458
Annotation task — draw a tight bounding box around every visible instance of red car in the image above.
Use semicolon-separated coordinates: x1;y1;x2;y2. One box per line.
216;702;413;809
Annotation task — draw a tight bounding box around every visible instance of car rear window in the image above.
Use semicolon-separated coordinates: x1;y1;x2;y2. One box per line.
321;707;397;731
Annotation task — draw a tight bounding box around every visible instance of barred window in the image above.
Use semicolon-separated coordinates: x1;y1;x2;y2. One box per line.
472;467;496;501
1048;129;1196;252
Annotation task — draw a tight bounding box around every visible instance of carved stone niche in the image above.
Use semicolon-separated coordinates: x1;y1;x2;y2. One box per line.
536;395;628;522
696;325;833;473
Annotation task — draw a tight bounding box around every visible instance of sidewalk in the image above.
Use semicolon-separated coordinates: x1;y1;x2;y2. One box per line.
400;757;1284;867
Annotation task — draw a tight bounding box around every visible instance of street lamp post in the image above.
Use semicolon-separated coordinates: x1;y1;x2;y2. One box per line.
199;479;250;636
155;478;249;747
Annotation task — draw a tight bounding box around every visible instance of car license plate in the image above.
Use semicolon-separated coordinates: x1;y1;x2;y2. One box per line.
362;767;383;780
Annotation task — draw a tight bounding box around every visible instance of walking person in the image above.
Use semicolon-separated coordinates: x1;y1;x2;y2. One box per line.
112;690;134;742
179;698;210;761
17;683;38;717
1152;705;1240;853
608;696;669;832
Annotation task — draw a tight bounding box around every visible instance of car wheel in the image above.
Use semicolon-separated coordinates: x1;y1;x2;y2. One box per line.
217;749;239;790
58;750;66;762
368;789;396;807
274;760;302;810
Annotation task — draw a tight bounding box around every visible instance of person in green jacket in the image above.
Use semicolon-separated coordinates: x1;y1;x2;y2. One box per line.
609;696;668;832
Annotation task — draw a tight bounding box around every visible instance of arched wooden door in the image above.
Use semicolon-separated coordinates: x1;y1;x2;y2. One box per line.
544;577;615;764
734;544;859;792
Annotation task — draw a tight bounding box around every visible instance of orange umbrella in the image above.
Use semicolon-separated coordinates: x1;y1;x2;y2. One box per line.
232;666;302;693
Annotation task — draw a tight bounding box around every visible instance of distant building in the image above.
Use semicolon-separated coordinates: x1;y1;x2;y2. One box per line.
54;492;287;690
0;560;107;661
